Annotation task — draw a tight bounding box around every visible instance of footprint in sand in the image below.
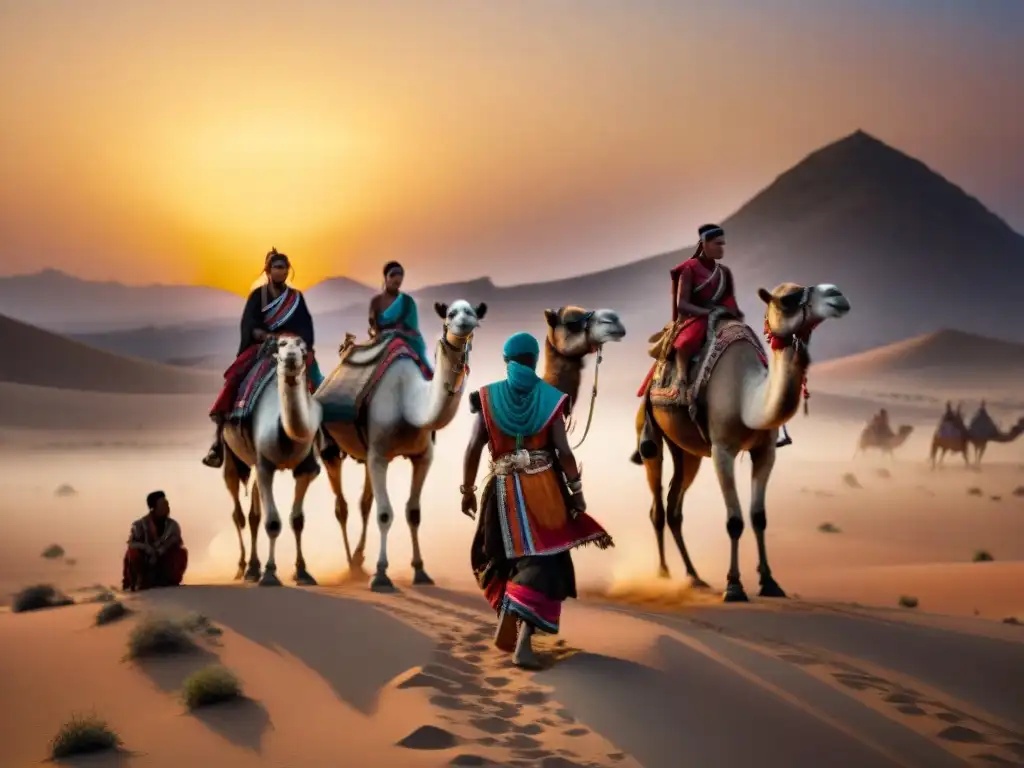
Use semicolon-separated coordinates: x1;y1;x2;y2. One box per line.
397;724;463;750
564;727;589;737
937;725;989;744
485;676;511;687
516;690;549;705
471;716;513;735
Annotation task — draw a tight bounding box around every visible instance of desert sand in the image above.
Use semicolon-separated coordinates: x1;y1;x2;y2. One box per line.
2;325;1024;766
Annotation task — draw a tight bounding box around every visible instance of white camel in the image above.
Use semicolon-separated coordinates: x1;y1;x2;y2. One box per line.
317;299;485;591
221;334;323;587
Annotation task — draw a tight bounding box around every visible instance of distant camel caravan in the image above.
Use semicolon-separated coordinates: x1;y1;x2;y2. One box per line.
632;282;852;602
930;400;1024;468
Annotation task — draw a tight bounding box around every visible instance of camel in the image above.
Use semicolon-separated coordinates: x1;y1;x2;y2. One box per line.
930;402;970;469
318;300;485;591
854;423;914;458
967;403;1024;466
221;334;323;587
540;306;627;417
631;283;851;602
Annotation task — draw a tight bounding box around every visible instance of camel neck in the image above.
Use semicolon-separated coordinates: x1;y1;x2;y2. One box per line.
400;333;470;430
740;344;808;431
277;370;320;442
542;340;584;413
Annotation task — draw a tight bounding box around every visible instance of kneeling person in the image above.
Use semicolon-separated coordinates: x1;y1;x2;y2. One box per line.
122;491;188;591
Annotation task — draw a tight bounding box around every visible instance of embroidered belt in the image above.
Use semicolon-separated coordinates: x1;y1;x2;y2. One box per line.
489;449;553;477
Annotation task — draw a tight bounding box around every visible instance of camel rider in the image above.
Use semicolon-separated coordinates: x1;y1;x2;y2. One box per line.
202;248;323;468
122;491;188;591
872;408;892;439
637;224;789;455
367;261;432;372
462;332;613;670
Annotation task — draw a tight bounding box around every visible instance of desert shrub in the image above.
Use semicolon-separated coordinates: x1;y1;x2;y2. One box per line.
12;584;73;613
126;615;198;658
181;665;242;710
898;595;919;609
95;601;130;625
179;612;223;637
49;715;121;759
818;522;841;534
54;484;77;497
972;550;994;562
841;473;862;489
41;544;65;560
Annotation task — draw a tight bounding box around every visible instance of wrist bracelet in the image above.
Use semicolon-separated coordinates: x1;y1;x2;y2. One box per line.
566;479;583;494
460;485;477;495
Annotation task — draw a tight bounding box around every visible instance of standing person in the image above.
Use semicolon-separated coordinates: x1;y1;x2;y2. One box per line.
202;248;322;467
462;332;613;670
366;260;431;370
122;491;188;591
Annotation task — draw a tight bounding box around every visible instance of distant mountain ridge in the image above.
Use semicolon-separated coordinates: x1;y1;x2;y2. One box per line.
8;130;1024;363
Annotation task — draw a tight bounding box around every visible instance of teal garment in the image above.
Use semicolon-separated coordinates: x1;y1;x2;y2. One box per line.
378;292;432;372
486;333;566;440
308;358;325;390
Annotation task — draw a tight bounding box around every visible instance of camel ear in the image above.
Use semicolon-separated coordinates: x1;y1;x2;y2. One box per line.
544;308;559;328
757;288;774;305
434;302;448;319
474;302;488;320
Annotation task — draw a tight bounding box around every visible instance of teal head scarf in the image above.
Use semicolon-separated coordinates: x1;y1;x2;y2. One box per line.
486;332;566;441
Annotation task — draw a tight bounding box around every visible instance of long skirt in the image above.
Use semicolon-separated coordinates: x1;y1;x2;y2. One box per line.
471;481;576;634
122;547;188;591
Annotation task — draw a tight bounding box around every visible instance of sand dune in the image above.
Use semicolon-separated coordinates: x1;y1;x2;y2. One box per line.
0;313;222;394
1;582;1021;767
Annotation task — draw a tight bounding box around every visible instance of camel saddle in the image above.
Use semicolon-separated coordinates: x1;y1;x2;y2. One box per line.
229;339;280;423
316;330;432;425
648;314;766;416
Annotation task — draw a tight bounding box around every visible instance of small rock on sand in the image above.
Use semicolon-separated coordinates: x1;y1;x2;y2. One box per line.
841;473;862;489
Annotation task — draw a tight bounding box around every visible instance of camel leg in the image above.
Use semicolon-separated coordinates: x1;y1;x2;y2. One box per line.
351;465;374;573
244;483;263;581
324;449;353;567
637;400;658;460
407;443;435;586
711;443;748;603
642;437;669;577
664;440;707;588
290;457;319;586
223;457;246;580
749;440;785;598
367;451;396;592
255;459;283;587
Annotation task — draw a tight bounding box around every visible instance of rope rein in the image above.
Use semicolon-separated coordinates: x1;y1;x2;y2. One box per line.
570;346;603;450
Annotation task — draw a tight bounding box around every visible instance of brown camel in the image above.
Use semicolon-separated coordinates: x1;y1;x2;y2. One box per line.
854;423;914;459
632;282;851;602
541;306;627;416
930;402;970;469
966;402;1024;466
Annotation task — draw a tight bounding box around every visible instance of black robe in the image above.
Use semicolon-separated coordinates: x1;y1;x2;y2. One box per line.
238;285;316;356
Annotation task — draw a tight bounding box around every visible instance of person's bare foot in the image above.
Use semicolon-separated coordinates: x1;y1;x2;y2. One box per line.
513;622;543;670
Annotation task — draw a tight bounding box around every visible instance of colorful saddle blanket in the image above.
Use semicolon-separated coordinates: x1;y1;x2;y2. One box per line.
316;331;433;424
649;320;766;408
230;354;276;422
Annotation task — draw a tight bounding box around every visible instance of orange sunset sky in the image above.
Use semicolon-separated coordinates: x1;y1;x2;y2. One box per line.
1;0;1022;295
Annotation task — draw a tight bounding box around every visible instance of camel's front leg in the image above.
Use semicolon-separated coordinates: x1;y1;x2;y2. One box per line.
407;443;435;586
255;458;283;587
291;454;319;586
351;464;374;573
711;443;748;602
244;483;263;582
223;457;246;580
366;451;396;592
323;448;353;568
749;440;785;598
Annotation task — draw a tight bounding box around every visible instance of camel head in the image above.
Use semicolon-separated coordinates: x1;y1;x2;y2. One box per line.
543;305;626;358
274;334;308;377
435;300;487;342
897;425;914;438
757;283;850;352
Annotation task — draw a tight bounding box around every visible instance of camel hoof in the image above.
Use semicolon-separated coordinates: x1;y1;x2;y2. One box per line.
638;439;658;460
293;570;318;587
233;566;245;581
758;578;787;598
369;571;395;592
657;565;671;579
723;582;749;603
412;569;435;586
259;568;282;587
689;577;711;590
244;563;262;583
351;551;366;569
